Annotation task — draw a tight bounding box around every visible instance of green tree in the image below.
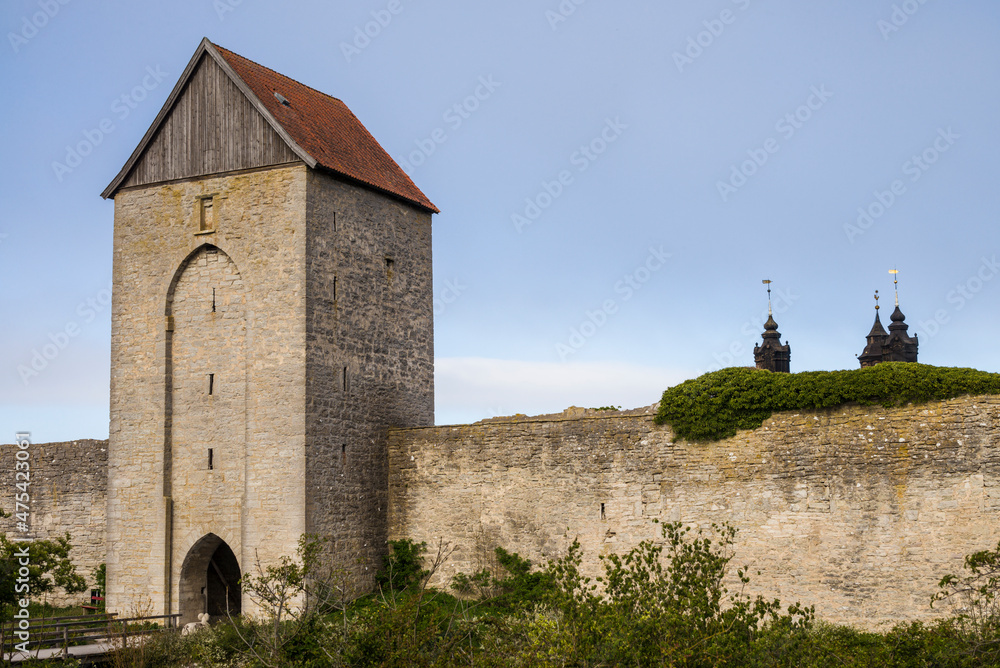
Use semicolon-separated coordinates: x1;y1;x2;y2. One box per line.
230;534;348;667
91;563;106;609
452;546;554;612
348;538;471;667
0;532;87;618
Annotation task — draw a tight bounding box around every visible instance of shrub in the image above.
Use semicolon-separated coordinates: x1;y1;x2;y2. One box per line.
656;363;1000;441
933;540;1000;663
452;547;554;611
376;539;429;593
540;520;814;666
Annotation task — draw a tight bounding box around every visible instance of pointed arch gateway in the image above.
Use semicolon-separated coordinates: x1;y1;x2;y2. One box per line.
179;533;242;622
164;244;248;622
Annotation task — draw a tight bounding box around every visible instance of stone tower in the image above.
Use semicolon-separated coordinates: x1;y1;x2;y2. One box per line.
753;314;791;373
753;280;790;373
101;39;437;622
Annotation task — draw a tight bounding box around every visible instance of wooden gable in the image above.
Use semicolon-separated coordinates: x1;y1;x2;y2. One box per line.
115;52;300;191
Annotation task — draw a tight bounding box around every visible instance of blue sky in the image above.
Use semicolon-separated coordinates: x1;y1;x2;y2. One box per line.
2;1;999;441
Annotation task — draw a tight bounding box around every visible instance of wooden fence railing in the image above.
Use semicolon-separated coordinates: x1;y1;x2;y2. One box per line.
0;612;181;664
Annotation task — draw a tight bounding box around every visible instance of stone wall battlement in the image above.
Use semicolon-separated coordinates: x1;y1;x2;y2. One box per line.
8;395;1000;626
388;396;1000;629
0;439;107;605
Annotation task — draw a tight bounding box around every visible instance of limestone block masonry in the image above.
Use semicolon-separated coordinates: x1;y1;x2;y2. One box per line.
388;397;1000;629
6;395;1000;627
303;172;434;578
109;165;310;620
0;440;107;606
108;162;434;622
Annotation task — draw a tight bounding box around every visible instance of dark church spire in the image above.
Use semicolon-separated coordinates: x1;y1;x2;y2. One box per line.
883;269;918;363
754;279;790;373
858;271;918;367
858;291;887;367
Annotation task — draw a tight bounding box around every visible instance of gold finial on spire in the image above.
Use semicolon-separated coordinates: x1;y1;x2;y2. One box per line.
889;268;899;307
762;279;773;316
874;289;880;311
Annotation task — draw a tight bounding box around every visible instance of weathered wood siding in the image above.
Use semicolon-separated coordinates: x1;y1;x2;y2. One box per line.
123;54;299;189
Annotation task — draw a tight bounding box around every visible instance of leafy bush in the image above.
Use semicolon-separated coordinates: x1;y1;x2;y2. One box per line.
656;363;1000;441
81;530;1000;667
539;520;814;666
933;540;1000;663
234;534;348;667
452;547;554;611
376;539;429;593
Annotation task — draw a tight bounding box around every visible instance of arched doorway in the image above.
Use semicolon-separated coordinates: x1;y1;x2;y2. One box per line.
178;534;242;624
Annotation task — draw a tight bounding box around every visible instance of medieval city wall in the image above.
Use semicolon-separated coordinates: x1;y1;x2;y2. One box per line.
8;395;1000;626
0;439;107;606
388;396;1000;629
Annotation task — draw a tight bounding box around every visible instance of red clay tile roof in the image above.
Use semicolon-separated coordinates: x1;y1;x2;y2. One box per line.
212;42;438;213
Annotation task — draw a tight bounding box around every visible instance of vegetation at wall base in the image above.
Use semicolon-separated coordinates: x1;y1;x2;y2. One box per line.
0;532;87;620
87;526;1000;667
655;363;1000;442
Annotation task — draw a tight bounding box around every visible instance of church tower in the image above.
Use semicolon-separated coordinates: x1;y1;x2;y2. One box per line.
858;271;917;367
102;39;437;622
857;292;889;368
754;279;791;373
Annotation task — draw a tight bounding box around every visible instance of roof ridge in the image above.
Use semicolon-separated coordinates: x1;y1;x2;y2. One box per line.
210;41;345;105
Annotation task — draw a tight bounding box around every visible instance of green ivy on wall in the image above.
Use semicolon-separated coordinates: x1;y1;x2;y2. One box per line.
655;363;1000;442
